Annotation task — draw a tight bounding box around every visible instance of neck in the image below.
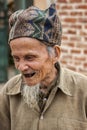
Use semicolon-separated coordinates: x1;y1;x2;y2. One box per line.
42;66;57;85
40;67;58;94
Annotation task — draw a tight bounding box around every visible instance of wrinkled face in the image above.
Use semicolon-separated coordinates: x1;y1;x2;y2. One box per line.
10;37;59;86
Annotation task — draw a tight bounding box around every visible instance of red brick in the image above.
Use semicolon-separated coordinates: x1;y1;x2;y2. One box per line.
67;30;76;35
78;18;87;23
62;55;72;60
60;59;67;65
71;49;81;54
59;12;69;16
70;12;82;16
62;36;68;40
61;48;68;53
85;25;87;29
80;31;87;36
76;44;87;48
84;50;87;54
67;42;75;47
76;5;87;9
84;63;87;67
61;5;73;10
84;11;87;15
70;25;82;29
69;0;82;3
58;0;68;3
74;56;86;61
74;61;82;65
62;24;70;28
56;5;60;10
84;37;87;41
70;37;81;41
64;18;77;23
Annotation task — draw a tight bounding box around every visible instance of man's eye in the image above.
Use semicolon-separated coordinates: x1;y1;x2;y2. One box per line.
13;57;20;62
25;56;35;61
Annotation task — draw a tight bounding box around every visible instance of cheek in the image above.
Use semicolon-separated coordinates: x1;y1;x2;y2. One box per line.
41;60;53;74
27;61;44;70
13;62;19;69
13;62;17;68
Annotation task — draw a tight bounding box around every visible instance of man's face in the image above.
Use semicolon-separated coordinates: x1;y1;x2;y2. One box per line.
10;37;58;86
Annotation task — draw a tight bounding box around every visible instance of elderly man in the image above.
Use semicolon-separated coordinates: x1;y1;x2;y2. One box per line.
0;3;87;130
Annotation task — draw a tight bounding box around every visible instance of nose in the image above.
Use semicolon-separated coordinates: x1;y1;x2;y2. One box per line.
17;62;28;72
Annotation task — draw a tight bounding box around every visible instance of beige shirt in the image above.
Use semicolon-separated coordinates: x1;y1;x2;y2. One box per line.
0;67;87;130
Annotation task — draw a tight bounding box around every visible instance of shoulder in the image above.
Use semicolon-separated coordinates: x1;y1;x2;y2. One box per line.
0;74;22;95
63;67;87;83
62;67;87;95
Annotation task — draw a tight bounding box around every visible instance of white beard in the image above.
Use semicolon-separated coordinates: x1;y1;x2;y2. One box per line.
21;83;40;108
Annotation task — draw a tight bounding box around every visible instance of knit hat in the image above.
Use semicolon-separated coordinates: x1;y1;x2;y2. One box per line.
9;3;62;46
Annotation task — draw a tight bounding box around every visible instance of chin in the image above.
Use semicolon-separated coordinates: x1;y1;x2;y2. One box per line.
25;80;39;87
23;75;40;86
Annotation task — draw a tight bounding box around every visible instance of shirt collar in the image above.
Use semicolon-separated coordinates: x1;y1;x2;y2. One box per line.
57;65;73;96
6;74;22;95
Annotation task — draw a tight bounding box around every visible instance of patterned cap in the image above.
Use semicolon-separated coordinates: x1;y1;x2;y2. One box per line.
9;3;62;46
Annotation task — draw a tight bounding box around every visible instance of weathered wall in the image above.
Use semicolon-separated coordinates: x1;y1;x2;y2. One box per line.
56;0;87;75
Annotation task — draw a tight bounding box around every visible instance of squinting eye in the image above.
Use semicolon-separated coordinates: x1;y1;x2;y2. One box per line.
25;55;35;61
13;56;20;62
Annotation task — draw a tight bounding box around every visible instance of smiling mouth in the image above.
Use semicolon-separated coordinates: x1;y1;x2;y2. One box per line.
24;72;36;78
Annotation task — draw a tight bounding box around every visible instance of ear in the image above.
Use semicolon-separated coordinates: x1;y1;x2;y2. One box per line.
53;45;61;63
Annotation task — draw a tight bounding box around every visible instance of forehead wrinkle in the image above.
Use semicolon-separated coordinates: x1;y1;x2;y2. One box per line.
10;38;50;59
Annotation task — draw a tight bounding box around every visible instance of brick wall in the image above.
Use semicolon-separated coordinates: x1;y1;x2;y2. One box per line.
56;0;87;75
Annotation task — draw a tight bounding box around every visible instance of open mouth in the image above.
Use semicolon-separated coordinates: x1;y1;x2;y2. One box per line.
24;72;36;78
